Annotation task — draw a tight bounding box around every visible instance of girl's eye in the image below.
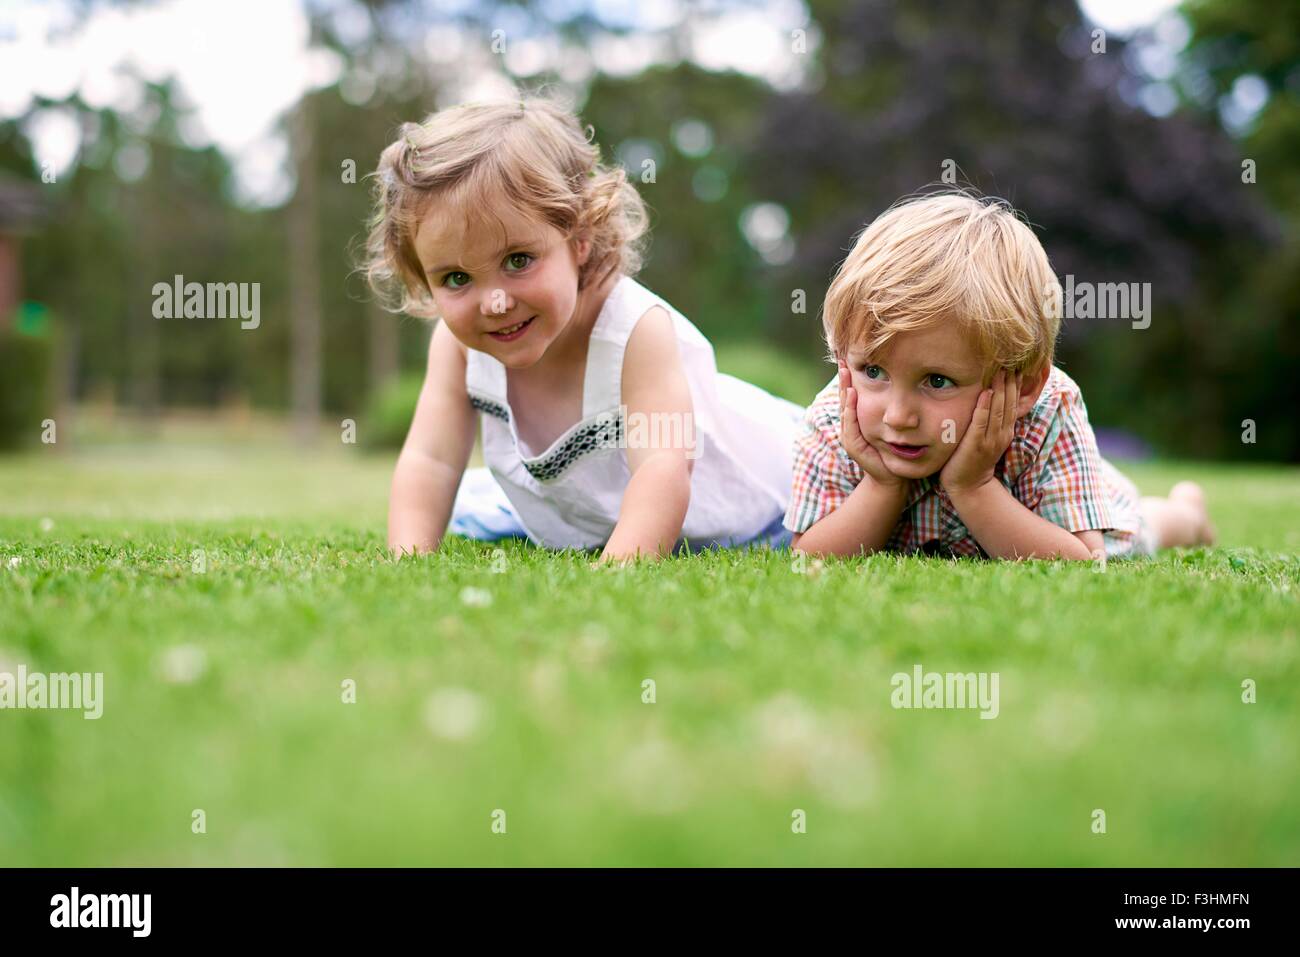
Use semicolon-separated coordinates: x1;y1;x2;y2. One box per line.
505;252;533;271
926;374;955;389
443;272;470;289
863;364;884;380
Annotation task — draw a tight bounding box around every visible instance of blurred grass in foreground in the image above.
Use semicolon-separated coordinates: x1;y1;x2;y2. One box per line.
0;423;1296;866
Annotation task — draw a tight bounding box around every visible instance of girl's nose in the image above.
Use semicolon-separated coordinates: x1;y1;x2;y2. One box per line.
479;286;514;316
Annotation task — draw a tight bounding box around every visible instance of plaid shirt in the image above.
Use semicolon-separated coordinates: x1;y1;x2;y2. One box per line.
784;366;1146;558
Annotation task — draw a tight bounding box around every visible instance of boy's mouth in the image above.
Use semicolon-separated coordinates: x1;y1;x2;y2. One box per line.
884;441;928;460
487;316;536;342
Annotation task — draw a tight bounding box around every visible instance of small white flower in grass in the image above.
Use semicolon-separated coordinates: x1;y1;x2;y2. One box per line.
424;687;485;741
459;586;493;608
754;692;819;750
617;736;694;814
1034;694;1095;754
791;552;825;577
571;624;611;667
6;556;21;568
807;734;876;809
160;644;207;685
752;693;876;805
527;659;565;704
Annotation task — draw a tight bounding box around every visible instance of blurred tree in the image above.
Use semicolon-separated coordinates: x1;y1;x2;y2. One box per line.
289;90;323;444
300;3;445;427
1181;0;1300;462
1182;0;1300;216
4;79;280;415
3;0;1296;462
751;0;1289;459
582;63;777;344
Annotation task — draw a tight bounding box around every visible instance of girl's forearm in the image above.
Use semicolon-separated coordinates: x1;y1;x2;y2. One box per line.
946;480;1093;560
793;479;909;557
602;453;692;561
387;452;463;556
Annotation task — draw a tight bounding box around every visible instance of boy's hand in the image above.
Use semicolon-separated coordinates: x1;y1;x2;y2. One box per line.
838;361;907;490
941;369;1020;495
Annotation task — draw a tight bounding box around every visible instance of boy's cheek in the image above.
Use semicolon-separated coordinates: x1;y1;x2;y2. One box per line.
929;404;978;460
854;393;881;432
928;439;961;469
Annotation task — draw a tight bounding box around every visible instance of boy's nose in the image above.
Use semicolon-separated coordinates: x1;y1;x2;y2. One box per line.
882;389;920;431
478;286;514;316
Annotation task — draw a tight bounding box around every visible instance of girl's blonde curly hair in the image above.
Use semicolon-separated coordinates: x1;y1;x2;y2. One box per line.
364;94;649;319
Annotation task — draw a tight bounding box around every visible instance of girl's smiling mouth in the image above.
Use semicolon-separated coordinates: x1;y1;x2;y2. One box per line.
487;316;536;342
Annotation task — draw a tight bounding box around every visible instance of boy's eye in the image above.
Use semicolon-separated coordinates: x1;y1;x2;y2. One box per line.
925;374;955;389
863;364;884;380
443;272;470;289
505;252;533;271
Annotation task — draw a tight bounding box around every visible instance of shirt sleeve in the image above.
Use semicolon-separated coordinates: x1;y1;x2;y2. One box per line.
1019;388;1117;534
783;381;865;534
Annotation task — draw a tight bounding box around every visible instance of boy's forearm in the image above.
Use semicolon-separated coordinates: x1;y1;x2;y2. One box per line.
946;480;1093;560
794;479;909;557
387;452;463;556
602;453;692;561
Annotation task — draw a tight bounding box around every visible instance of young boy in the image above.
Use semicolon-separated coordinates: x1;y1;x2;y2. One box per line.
788;191;1215;560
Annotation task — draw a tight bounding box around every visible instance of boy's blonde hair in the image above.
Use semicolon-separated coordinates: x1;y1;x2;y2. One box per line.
365;94;649;318
823;190;1061;376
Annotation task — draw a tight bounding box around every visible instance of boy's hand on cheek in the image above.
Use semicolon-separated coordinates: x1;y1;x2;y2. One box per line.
940;369;1020;495
838;361;908;491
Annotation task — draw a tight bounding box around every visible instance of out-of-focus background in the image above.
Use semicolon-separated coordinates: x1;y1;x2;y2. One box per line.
3;1;1300;870
0;0;1296;466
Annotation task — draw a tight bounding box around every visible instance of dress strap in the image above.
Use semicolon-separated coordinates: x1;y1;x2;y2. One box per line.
464;341;509;419
582;276;662;418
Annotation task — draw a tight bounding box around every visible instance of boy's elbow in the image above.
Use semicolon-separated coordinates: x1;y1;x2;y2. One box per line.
789;528;864;559
1067;529;1106;562
1057;547;1094;562
791;531;835;556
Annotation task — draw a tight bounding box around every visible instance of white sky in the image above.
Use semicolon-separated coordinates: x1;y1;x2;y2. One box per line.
1078;0;1180;35
0;0;1213;207
0;0;343;204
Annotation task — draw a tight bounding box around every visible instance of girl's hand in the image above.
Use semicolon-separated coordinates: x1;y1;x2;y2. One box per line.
941;368;1020;495
838;361;907;489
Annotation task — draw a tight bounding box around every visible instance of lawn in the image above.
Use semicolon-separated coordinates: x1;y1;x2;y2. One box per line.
1;431;1297;866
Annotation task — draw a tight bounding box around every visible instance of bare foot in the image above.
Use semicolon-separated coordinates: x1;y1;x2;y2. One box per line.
1169;481;1217;546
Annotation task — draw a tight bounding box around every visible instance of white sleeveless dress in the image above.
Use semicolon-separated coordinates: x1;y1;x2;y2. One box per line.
449;276;802;550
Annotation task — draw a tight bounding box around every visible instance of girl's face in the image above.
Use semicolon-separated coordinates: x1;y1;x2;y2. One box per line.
844;323;989;480
413;201;590;369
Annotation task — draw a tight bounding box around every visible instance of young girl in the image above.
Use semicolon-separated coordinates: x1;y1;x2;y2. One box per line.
367;96;801;561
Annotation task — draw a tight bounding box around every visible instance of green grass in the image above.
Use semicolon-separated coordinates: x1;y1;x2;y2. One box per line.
1;435;1298;866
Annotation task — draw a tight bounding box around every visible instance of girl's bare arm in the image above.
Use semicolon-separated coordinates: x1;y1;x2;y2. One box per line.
387;321;477;556
602;306;695;561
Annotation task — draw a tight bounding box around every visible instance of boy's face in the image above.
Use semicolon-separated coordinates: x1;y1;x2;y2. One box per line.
414;200;589;370
844;323;990;480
